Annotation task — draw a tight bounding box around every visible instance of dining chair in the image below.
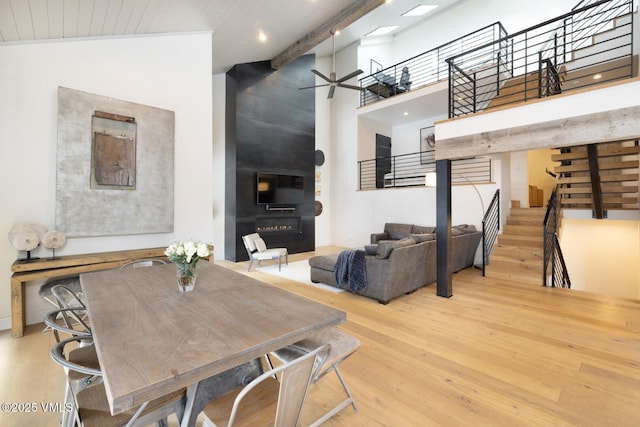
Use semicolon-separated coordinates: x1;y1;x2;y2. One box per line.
39;275;83;308
120;258;167;269
51;335;186;427
242;233;288;272
42;284;89;336
266;327;360;426
45;307;99;427
201;344;326;427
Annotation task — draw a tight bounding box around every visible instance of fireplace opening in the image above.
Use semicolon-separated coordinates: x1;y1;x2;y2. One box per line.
255;217;301;234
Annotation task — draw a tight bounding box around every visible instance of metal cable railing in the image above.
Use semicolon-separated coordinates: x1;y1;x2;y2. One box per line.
551;233;572;288
543;186;572;288
446;0;634;118
481;189;500;276
358;152;491;190
358;22;508;107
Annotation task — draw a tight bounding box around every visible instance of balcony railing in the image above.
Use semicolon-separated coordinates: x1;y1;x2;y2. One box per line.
358;152;491;191
447;0;634;118
358;22;508;107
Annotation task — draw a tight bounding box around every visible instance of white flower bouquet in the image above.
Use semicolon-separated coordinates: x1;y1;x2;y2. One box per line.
165;241;210;267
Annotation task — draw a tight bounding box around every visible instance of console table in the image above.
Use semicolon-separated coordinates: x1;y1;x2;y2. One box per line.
9;246;214;338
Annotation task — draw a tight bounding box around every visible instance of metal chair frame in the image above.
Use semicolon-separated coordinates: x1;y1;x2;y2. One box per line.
202;345;326;427
51;335;185;427
266;327;360;426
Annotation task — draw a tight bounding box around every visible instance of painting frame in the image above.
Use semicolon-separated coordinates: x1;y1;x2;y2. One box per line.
420;126;436;164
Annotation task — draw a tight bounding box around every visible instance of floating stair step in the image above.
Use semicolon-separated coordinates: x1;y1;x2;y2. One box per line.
558;184;639;195
554;160;639;173
557;173;639;184
561;196;638;205
551;145;640;161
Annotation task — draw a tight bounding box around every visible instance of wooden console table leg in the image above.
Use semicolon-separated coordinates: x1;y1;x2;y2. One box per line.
11;277;25;338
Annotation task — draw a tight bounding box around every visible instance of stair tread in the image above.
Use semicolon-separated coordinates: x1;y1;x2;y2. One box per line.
551;145;640;161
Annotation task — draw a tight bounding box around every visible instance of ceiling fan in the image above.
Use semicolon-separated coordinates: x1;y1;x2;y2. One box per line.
299;30;364;99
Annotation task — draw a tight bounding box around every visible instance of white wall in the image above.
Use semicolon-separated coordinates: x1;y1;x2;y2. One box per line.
0;33;214;330
389;0;578;66
314;56;333;246
560;218;640;299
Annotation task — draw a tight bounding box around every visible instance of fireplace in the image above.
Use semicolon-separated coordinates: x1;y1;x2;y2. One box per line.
255;216;301;234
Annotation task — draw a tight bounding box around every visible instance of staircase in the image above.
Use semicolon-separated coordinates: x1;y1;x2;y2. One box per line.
552;140;640;212
485;208;546;285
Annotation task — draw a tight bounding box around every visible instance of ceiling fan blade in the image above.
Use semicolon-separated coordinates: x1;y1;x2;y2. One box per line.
311;69;332;83
337;83;365;91
327;86;336;99
299;83;331;90
336;69;364;83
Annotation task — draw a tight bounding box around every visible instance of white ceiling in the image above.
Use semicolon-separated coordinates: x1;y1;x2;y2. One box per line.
0;0;462;74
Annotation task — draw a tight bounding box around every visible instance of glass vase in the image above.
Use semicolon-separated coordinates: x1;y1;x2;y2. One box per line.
176;262;198;292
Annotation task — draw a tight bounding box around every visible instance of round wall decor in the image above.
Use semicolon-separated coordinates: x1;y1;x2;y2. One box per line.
315;150;325;166
314;200;323;216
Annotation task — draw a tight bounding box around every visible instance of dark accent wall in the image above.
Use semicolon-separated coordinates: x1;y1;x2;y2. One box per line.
225;55;316;261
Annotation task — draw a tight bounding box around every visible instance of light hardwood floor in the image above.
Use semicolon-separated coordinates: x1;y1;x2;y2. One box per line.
1;246;638;426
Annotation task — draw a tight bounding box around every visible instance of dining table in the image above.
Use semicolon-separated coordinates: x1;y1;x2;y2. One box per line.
80;260;346;426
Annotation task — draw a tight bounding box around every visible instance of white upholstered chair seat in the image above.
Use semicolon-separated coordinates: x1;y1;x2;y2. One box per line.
242;233;288;271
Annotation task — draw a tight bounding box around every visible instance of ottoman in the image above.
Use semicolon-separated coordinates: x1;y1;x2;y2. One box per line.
309;254;339;287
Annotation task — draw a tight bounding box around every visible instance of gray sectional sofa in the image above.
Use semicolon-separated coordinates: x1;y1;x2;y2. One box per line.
309;223;481;304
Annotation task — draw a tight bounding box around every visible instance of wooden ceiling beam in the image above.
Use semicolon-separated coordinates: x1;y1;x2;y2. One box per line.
270;0;387;69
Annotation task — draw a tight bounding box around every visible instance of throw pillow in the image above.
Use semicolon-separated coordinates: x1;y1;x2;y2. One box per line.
376;237;415;259
255;238;267;252
410;233;435;243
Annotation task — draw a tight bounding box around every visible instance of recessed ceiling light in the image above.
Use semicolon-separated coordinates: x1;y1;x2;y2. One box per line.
365;26;399;37
593;73;602;80
258;31;267;42
403;112;409;116
402;4;438;17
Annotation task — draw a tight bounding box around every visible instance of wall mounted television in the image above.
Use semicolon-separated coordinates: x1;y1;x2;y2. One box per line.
257;173;305;205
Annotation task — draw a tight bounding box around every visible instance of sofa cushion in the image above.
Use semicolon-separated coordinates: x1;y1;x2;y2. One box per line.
364;245;378;256
384;223;413;240
308;254;339;271
410;233;435;243
376;237;415;259
412;225;436;234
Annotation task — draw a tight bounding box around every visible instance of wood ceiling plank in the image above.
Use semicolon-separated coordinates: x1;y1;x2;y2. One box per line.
29;0;49;39
89;0;108;36
270;0;386;69
8;0;35;39
113;0;137;35
75;0;93;36
101;0;123;35
47;0;64;39
62;0;80;38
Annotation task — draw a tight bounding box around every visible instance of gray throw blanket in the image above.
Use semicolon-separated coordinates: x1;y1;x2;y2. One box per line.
334;249;368;293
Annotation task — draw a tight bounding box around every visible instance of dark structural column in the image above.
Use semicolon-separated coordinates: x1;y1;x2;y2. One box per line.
436;159;452;297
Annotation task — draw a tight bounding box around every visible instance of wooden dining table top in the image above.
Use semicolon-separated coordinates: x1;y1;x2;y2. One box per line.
80;261;346;415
